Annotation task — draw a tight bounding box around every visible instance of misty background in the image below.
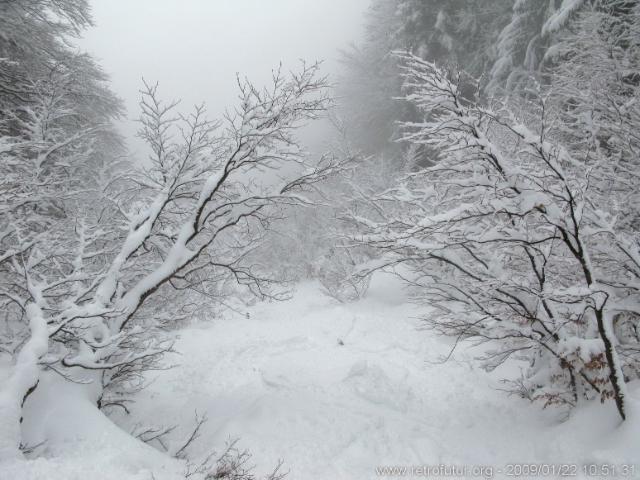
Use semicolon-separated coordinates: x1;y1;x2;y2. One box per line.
80;0;370;157
2;0;639;477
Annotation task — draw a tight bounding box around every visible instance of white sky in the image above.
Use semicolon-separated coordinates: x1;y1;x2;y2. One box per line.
80;0;371;157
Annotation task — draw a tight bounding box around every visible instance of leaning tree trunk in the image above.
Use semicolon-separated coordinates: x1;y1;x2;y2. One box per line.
0;303;48;459
595;307;627;420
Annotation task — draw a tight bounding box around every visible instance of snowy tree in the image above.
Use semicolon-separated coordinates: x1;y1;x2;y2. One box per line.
393;0;512;74
0;0;126;458
547;0;640;388
0;59;350;457
338;0;410;157
339;0;513;160
352;49;639;420
488;0;591;92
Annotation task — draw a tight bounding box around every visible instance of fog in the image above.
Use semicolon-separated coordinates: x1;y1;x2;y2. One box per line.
80;0;371;158
4;1;639;475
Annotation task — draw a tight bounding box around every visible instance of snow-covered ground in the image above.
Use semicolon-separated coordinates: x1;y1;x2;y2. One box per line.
3;273;639;479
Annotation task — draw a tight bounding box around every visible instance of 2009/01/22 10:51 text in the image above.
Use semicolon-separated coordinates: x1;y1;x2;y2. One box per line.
502;464;636;477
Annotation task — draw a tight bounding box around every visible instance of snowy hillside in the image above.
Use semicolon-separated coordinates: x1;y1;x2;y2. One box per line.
2;1;640;478
5;274;637;480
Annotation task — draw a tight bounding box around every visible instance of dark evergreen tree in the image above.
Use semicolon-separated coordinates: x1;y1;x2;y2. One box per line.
339;0;512;159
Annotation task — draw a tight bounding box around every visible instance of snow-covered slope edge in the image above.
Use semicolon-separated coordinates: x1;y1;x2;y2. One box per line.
118;273;640;479
2;273;638;480
1;371;184;480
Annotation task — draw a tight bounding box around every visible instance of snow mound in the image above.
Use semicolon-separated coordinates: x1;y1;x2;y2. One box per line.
116;274;639;479
4;274;637;479
2;372;184;480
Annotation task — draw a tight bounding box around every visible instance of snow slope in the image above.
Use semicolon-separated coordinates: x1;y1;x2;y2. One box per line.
121;274;640;479
4;273;638;479
1;371;185;480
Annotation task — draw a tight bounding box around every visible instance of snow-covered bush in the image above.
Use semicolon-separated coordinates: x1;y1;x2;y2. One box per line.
353;25;640;419
186;438;287;480
131;414;288;480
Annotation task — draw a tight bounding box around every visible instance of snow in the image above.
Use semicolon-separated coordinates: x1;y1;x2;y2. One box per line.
2;372;184;480
558;337;605;363
4;273;639;479
0;303;48;461
95;191;170;308
542;0;586;37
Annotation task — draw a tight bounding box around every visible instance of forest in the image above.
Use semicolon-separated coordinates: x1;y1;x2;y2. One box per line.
1;1;639;479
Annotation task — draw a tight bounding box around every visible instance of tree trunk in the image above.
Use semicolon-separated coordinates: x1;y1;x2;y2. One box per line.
0;304;48;459
595;308;627;421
